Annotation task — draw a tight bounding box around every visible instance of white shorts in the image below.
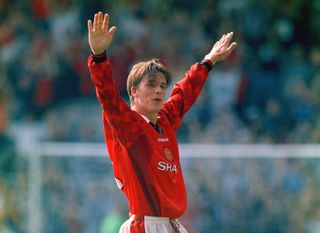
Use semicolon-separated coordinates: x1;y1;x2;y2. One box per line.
119;215;188;233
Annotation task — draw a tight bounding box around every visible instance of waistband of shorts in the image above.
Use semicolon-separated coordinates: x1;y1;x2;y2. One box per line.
130;214;174;223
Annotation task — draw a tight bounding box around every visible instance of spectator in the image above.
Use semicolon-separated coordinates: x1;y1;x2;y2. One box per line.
0;83;17;184
0;83;21;233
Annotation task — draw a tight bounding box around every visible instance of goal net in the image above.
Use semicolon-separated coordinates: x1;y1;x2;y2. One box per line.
26;143;320;233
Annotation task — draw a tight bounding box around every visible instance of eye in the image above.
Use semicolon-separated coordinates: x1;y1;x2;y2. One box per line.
161;83;167;89
146;81;157;87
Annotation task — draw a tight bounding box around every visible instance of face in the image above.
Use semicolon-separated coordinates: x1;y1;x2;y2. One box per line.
131;72;167;117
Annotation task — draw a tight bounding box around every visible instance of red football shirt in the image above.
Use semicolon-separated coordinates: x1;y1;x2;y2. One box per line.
88;55;209;218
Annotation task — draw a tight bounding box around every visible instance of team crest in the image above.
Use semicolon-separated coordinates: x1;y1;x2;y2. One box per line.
163;147;174;162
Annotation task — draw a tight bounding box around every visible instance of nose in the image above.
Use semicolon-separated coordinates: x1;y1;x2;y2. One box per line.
155;85;163;94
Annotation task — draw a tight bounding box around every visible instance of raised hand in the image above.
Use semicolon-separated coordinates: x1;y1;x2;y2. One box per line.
204;32;238;65
87;12;117;55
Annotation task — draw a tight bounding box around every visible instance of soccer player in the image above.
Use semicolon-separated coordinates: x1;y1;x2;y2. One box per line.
87;11;237;233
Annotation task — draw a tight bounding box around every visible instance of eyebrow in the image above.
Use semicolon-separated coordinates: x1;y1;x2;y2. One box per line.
146;79;167;86
146;79;157;84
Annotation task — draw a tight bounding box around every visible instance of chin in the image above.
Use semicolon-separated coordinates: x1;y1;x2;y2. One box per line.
151;109;161;114
149;106;162;114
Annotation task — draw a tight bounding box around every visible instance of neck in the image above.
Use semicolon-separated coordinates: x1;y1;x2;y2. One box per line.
146;114;158;124
131;106;158;124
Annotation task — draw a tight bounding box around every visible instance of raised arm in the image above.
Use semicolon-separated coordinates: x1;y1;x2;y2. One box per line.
161;32;237;131
87;11;117;54
87;12;130;141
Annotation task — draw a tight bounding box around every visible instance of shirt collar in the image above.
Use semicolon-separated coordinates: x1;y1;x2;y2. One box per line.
140;114;150;123
140;114;160;124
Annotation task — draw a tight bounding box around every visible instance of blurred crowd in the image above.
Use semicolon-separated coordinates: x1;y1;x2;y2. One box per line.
1;0;320;232
1;0;320;144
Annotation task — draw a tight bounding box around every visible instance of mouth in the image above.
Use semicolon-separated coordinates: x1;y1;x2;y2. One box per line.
153;98;162;102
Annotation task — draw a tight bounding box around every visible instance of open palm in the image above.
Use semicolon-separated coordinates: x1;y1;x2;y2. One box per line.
88;12;117;55
204;32;237;64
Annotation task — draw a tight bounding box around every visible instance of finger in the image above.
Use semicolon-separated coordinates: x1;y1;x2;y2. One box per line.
214;35;224;48
93;13;98;31
219;34;226;44
221;32;231;45
97;11;103;28
87;20;93;33
102;13;109;30
224;32;234;46
224;42;237;56
227;42;238;51
218;33;230;48
109;26;117;36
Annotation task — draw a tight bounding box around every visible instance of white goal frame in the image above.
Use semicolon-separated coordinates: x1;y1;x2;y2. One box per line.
26;143;320;233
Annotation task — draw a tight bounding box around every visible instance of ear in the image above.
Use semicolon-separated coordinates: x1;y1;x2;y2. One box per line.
131;86;137;96
131;86;137;103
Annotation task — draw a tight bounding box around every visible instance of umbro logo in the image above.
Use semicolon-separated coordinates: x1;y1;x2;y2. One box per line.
157;137;169;142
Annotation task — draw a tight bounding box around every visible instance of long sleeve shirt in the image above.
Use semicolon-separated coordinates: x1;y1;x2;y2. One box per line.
88;54;211;218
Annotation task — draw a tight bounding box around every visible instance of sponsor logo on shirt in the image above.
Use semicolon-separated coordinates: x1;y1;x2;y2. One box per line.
157;161;178;173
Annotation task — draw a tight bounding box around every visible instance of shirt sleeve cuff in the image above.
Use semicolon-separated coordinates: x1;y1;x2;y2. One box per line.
200;59;214;71
91;50;107;63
